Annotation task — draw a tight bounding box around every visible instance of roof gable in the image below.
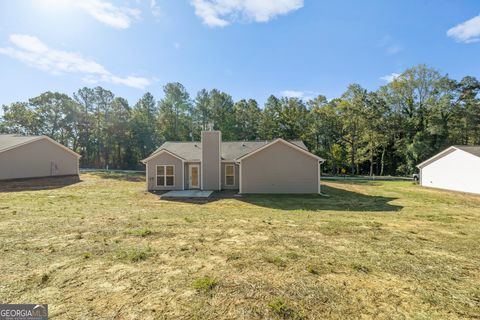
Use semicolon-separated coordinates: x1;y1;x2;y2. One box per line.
417;145;480;169
235;138;324;162
453;146;480;158
0;134;80;158
141;148;186;163
222;140;308;160
0;135;42;153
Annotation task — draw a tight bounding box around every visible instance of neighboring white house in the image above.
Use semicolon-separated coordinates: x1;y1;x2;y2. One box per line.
417;146;480;195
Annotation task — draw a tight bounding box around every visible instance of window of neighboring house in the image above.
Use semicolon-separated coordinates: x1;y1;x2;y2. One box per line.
156;165;175;187
225;164;235;186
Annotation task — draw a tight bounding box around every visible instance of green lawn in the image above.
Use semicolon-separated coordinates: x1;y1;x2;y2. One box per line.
0;173;479;319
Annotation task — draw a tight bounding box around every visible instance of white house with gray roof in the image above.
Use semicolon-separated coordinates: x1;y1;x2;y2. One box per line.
142;131;324;194
417;145;480;195
0;134;80;181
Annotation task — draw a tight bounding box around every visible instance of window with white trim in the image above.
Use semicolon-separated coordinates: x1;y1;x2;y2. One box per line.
156;165;175;187
225;164;235;186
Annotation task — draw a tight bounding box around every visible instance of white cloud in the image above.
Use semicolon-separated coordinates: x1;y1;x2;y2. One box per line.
380;73;401;83
76;0;141;29
281;90;315;101
0;34;151;89
281;90;304;98
386;44;402;55
447;15;480;43
378;35;403;55
150;0;162;18
191;0;304;27
110;75;152;88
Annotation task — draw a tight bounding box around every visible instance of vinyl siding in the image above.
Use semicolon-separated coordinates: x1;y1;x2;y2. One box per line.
145;152;183;191
0;138;79;180
201;131;221;190
420;149;480;194
240;141;319;194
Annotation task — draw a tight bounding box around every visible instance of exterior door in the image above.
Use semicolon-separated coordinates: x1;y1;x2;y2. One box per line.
50;161;58;176
189;164;200;189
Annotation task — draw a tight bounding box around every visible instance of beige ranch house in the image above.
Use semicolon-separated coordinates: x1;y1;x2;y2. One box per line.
0;134;80;181
142;131;324;194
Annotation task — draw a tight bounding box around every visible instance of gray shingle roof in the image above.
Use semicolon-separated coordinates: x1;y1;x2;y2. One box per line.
150;140;308;161
454;145;480;158
0;134;42;153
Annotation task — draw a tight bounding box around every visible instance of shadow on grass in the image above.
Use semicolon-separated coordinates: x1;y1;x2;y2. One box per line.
325;180;385;186
238;185;401;212
154;185;402;212
149;189;239;205
0;175;81;193
87;171;145;182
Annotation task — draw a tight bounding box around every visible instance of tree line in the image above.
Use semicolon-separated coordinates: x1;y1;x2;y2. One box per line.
1;64;479;175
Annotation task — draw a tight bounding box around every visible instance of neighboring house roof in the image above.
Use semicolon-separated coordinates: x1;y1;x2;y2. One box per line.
143;140;311;162
0;134;41;153
236;139;325;162
453;145;480;158
417;145;480;169
142;148;187;163
0;134;81;157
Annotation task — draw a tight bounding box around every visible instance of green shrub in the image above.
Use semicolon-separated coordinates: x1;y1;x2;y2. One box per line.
268;297;305;319
192;277;217;292
131;228;152;237
285;251;301;260
306;265;319;275
40;273;49;284
115;247;149;262
227;252;241;261
352;263;370;273
265;255;286;268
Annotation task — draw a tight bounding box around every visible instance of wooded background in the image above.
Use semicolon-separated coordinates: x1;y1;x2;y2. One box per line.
1;65;479;175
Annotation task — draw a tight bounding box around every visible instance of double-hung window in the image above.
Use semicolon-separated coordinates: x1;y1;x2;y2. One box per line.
225;164;235;186
156;165;174;187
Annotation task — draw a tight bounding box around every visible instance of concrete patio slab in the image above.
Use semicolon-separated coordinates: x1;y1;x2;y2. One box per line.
161;190;213;198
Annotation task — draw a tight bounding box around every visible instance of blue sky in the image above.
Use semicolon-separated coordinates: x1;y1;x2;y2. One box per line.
0;0;479;110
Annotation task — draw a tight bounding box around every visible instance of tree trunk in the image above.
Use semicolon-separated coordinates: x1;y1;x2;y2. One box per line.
369;150;374;176
174;105;178;139
350;144;356;175
117;143;121;169
380;147;386;176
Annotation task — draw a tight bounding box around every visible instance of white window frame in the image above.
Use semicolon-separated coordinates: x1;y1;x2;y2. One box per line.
225;164;235;186
156;165;175;187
